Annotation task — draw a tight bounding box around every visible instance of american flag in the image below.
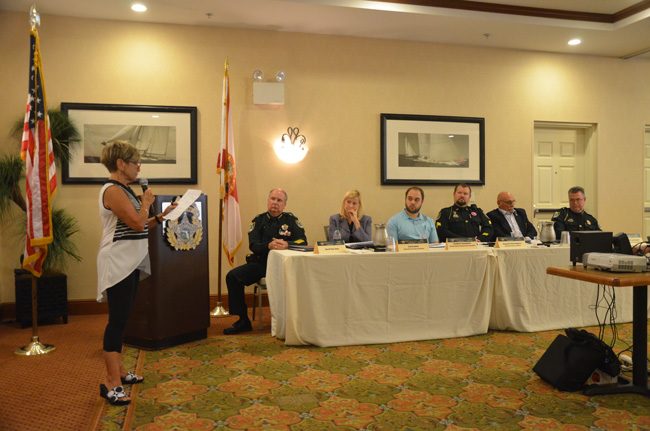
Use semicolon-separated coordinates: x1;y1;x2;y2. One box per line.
216;59;242;266
20;29;56;277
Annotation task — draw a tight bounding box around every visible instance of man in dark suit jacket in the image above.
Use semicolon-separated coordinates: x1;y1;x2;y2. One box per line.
487;191;537;240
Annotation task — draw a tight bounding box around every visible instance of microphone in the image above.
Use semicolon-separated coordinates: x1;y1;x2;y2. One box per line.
138;178;154;216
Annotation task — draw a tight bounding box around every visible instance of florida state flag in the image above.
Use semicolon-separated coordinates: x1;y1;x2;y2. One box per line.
216;59;242;266
20;28;56;277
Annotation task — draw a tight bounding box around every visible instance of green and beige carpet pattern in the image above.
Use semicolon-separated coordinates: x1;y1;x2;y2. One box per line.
97;323;650;430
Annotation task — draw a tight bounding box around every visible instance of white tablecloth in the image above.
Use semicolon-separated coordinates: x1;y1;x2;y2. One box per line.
266;249;493;346
489;246;644;331
266;246;650;346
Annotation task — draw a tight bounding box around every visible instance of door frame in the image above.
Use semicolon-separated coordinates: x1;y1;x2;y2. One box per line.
532;121;597;221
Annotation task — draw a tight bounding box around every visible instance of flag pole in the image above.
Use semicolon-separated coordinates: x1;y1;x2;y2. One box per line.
16;6;55;355
15;276;55;355
210;58;231;317
210;196;229;316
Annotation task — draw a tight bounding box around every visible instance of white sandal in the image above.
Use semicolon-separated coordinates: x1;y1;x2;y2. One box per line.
121;371;144;384
100;384;130;405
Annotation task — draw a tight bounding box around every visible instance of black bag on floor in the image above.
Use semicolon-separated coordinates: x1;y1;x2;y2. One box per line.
533;328;621;391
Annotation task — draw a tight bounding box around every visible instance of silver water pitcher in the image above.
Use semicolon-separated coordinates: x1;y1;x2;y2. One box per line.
537;221;556;243
373;223;388;246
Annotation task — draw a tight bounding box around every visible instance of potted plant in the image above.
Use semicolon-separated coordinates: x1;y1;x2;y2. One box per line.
1;109;82;325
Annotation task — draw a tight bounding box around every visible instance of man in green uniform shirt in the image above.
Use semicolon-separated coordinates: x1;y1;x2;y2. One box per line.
224;188;307;334
436;183;493;242
551;186;600;239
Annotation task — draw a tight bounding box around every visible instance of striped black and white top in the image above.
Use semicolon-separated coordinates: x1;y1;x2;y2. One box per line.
96;180;151;302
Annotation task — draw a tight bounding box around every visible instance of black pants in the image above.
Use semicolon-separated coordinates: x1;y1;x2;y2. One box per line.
226;262;265;319
103;269;140;353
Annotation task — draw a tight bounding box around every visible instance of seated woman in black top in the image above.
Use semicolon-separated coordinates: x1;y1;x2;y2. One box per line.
327;190;372;242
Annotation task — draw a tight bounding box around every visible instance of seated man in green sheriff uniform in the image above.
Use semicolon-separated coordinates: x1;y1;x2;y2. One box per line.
224;188;307;334
551;186;601;239
436;183;493;242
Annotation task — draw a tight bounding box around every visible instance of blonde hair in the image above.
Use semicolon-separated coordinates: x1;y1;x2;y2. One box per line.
100;140;140;173
339;189;363;219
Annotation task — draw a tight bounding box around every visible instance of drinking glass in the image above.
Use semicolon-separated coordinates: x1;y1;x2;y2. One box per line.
386;235;397;252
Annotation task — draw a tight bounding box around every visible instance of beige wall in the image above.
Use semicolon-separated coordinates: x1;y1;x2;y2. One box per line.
1;11;649;303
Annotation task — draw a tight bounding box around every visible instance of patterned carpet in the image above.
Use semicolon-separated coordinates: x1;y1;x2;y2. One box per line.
96;323;650;431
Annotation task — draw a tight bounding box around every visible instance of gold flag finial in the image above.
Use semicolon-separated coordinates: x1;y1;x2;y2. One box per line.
29;5;40;30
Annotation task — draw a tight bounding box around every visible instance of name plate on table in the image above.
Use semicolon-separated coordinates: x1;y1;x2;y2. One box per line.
314;240;347;254
446;238;478;250
397;239;429;253
495;237;527;249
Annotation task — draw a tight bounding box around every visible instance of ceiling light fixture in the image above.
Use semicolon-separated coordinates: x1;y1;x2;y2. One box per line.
568;38;581;46
131;3;147;13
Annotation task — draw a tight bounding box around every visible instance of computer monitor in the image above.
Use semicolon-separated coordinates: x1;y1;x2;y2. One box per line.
570;231;613;265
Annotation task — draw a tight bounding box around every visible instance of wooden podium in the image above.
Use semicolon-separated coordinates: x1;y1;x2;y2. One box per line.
124;194;210;349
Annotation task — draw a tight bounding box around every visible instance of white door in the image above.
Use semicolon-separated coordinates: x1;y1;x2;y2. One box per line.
643;127;650;239
533;126;586;221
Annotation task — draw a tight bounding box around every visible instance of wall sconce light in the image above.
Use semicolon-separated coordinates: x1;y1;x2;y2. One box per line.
253;69;285;105
274;127;308;164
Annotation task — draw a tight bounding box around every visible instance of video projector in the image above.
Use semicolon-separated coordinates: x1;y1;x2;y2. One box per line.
582;253;648;272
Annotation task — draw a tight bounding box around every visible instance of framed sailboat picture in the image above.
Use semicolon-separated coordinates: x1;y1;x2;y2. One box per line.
380;113;484;185
60;103;197;184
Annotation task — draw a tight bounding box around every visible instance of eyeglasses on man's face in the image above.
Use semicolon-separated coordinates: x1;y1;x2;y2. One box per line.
126;159;141;167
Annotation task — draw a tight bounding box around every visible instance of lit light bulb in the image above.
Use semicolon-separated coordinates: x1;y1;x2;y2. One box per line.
131;3;147;12
275;71;286;82
273;127;308;163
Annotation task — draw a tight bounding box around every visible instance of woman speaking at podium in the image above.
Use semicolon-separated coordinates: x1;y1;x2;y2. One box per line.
96;140;177;405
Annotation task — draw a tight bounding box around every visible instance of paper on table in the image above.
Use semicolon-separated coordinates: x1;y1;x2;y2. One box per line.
163;189;202;220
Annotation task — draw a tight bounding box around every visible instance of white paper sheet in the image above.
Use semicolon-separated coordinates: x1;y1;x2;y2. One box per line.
163;189;202;220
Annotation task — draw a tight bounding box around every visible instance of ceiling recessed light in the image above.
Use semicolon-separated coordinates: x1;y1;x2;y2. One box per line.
131;3;147;13
568;38;581;46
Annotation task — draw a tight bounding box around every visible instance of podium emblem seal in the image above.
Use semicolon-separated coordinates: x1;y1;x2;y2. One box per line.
165;203;203;250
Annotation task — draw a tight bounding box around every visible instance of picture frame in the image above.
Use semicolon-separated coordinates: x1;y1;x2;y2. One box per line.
380;113;485;185
60;102;198;184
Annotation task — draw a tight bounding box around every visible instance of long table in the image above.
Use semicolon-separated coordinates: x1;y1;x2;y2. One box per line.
266;248;493;346
266;246;649;346
489;246;639;331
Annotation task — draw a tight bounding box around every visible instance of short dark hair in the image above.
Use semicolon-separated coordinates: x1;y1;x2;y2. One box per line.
405;186;424;200
454;183;472;195
568;186;585;196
